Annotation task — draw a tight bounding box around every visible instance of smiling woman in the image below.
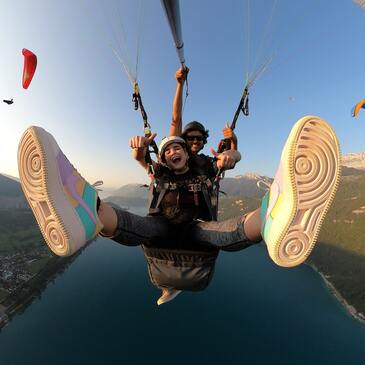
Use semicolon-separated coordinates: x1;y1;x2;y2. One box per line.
163;142;188;173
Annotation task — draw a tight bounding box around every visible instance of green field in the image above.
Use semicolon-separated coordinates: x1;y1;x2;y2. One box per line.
318;175;365;255
0;209;44;252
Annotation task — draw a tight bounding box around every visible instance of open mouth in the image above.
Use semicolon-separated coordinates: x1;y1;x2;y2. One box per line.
171;155;182;164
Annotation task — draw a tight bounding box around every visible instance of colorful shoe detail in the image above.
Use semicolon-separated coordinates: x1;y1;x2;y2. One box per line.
18;126;103;256
260;116;341;267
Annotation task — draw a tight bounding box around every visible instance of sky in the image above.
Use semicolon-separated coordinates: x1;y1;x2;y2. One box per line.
1;0;365;190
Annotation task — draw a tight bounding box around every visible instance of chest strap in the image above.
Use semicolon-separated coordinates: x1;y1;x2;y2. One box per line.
148;176;217;221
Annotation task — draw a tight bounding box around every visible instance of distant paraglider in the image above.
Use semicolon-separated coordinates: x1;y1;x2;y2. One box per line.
351;99;365;117
3;98;14;105
2;48;38;105
22;48;37;89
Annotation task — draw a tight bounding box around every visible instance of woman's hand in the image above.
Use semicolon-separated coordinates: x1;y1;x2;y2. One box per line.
129;133;157;150
175;67;189;84
210;148;240;170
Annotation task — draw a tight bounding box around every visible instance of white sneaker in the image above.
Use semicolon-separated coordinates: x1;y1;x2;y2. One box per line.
260;116;341;267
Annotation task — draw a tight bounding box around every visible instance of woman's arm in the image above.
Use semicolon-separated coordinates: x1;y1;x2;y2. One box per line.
169;67;189;136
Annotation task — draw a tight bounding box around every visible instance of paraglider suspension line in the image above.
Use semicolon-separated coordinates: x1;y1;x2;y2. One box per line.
182;68;189;115
132;84;159;177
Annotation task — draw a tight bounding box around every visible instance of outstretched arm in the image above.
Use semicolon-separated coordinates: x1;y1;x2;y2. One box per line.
169;67;189;136
129;134;158;172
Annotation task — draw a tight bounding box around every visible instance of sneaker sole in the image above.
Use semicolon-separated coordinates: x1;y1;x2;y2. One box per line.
18;126;87;256
267;116;341;267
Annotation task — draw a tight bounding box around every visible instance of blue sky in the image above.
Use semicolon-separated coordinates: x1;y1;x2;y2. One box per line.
1;0;365;190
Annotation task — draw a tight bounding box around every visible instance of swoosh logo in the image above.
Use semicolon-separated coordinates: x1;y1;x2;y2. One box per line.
57;152;97;224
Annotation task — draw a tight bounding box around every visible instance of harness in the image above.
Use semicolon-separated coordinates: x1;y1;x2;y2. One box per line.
147;158;218;221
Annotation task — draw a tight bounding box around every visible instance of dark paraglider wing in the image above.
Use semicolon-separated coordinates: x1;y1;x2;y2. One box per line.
3;98;14;105
160;0;185;66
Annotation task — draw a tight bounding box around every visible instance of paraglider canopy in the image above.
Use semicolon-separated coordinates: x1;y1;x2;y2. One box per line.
161;0;185;66
352;99;365;117
3;98;14;105
22;48;37;89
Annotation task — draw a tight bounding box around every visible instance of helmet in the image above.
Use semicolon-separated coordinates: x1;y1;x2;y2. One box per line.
159;136;187;162
182;121;209;144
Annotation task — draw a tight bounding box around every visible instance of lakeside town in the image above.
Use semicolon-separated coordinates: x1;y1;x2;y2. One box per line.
0;247;51;294
0;244;80;330
0;246;52;328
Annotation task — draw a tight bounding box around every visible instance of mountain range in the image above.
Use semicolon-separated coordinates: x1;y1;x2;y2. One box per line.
99;152;365;200
2;151;365;208
342;152;365;171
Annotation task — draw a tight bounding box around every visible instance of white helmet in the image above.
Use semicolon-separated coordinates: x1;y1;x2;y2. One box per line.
159;136;187;162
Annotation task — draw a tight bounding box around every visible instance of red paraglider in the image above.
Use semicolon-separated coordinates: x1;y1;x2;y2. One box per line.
22;48;37;89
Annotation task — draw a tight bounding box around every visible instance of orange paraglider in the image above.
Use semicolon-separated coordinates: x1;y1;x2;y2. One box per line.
22;48;37;89
352;99;365;117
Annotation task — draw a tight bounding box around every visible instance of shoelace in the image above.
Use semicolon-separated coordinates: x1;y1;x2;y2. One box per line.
92;180;104;192
257;179;271;192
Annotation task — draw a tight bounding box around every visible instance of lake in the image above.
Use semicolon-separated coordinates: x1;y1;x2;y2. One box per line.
1;207;365;364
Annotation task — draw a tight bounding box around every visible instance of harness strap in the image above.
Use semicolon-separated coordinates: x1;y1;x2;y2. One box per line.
155;187;168;210
148;168;216;221
217;86;249;154
147;182;158;214
209;180;218;221
201;184;216;221
133;82;158;177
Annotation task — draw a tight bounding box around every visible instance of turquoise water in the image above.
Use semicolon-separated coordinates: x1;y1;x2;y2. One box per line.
1;211;365;364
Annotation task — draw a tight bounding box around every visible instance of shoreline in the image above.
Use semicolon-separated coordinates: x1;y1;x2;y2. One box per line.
0;248;84;331
308;263;365;325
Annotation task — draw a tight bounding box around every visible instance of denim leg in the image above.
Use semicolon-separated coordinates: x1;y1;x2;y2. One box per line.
110;209;171;247
189;215;258;251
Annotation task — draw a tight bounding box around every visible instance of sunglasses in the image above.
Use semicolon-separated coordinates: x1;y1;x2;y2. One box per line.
186;136;204;142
